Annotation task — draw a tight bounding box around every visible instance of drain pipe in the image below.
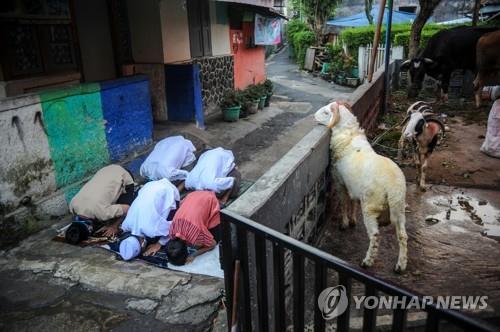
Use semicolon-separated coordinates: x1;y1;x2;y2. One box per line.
382;0;394;115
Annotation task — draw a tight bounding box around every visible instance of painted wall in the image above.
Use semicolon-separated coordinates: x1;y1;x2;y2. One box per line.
126;0;164;63
73;0;117;82
230;22;266;90
0;75;153;216
210;2;231;56
159;0;191;63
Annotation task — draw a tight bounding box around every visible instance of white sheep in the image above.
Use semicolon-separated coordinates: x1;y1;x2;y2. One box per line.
315;101;408;273
397;101;445;191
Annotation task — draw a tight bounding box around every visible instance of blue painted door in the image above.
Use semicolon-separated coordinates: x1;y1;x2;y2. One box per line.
165;64;205;129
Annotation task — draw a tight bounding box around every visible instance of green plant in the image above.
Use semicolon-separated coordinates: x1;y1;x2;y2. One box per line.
220;90;243;109
286;19;309;42
339;23;449;59
244;84;264;101
263;79;274;95
293;30;316;68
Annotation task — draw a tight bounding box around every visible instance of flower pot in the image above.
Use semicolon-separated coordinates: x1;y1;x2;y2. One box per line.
223;106;241;122
258;96;266;110
264;93;272;107
246;100;259;114
351;67;359;78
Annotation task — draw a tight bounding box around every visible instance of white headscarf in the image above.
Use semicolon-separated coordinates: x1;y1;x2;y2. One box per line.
121;179;180;238
140;136;196;181
185;147;235;193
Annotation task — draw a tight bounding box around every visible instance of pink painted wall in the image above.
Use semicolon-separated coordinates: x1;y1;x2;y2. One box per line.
230;22;266;90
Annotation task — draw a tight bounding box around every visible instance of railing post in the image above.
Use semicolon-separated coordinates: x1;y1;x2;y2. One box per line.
362;286;378;332
337;273;352;332
392;308;407;332
221;214;235;328
254;234;269;331
237;225;252;332
273;244;285;332
314;263;327;332
293;252;305;332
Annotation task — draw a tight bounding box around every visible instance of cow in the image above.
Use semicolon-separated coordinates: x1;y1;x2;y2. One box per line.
474;30;500;107
401;26;499;101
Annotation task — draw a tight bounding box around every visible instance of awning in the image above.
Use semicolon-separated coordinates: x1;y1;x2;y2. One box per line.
217;0;288;20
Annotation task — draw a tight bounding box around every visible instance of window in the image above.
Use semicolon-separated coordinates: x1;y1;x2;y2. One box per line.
187;0;212;58
0;0;79;80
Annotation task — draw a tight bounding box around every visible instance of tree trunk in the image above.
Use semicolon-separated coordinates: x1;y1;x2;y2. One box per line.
472;0;481;26
408;13;427;58
365;0;374;24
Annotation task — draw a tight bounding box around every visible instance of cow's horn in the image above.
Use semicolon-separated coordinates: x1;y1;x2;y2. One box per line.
423;58;434;64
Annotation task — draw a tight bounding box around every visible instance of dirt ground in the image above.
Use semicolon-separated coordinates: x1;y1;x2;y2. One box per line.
316;91;500;327
371;91;500;189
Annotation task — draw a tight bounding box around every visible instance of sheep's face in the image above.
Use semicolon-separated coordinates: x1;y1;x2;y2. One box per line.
314;105;332;126
315;102;358;130
404;112;425;138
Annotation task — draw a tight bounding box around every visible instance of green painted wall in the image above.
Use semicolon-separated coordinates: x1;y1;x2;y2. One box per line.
40;84;110;190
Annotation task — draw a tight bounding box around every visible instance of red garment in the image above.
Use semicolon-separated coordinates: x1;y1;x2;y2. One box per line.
169;191;220;247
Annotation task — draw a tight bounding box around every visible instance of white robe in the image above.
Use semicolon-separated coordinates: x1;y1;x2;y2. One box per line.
121;179;179;242
140;136;196;181
185;147;235;193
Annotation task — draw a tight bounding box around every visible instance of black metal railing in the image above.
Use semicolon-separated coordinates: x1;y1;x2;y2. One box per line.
221;209;498;332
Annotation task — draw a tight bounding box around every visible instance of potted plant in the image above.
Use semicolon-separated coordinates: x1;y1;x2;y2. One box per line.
221;90;242;122
255;84;267;110
263;79;274;107
243;85;260;114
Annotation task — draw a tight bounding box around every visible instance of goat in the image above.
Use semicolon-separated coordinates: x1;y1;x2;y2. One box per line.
397;101;445;191
315;101;408;273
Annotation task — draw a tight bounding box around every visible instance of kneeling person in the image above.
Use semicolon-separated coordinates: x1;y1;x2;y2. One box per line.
119;179;180;260
160;191;221;265
67;165;135;243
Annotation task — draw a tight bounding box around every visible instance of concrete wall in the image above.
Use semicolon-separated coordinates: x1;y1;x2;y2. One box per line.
159;0;191;63
126;0;164;63
210;2;231;56
74;0;117;82
0;76;153;245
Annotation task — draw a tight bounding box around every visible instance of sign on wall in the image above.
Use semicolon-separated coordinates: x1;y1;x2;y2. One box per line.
254;14;281;45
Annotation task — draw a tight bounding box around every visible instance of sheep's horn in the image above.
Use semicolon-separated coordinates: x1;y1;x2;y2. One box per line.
338;101;353;112
327;103;340;129
407;101;430;114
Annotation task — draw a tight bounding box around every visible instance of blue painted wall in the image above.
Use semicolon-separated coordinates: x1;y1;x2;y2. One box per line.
100;75;154;162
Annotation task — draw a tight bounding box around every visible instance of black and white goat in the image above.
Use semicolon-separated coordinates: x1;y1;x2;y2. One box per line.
397;101;445;191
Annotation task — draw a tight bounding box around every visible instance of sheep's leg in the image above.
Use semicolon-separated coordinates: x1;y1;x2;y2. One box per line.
349;200;359;227
337;184;352;230
419;153;428;191
414;151;421;183
391;206;408;273
397;132;406;162
360;210;380;268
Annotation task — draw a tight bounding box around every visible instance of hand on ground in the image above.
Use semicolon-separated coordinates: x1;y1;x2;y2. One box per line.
96;225;119;237
144;243;162;256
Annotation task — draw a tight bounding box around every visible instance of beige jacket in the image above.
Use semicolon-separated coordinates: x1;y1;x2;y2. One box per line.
69;165;134;221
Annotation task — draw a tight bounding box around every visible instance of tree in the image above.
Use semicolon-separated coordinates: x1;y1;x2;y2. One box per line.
408;0;443;58
301;0;339;45
365;0;374;24
472;0;481;26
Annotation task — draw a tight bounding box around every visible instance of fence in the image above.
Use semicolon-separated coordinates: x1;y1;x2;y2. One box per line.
221;209;498;332
358;44;404;81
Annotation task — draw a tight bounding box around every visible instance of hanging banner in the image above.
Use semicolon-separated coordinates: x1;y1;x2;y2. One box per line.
254;14;282;45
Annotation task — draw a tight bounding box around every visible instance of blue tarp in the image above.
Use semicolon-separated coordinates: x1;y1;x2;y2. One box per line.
327;7;417;27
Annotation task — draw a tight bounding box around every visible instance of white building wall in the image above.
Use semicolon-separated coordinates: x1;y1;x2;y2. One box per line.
210;1;231;56
159;0;191;63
